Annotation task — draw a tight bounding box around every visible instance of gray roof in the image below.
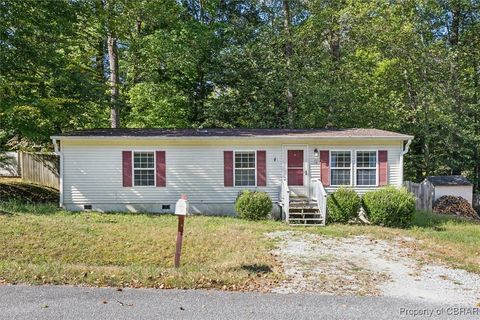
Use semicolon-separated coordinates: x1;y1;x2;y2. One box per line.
52;128;413;140
426;175;472;186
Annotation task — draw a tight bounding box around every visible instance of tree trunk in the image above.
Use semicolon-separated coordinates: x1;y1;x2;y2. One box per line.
95;40;104;81
449;2;461;46
469;9;479;190
131;18;142;84
283;0;294;127
107;31;120;128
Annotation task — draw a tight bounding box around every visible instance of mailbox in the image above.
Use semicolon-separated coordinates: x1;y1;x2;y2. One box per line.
175;196;188;215
174;195;188;268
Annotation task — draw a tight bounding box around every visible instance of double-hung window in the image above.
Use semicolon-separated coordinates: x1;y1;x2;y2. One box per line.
133;152;155;186
234;151;256;186
356;151;377;186
330;151;352;186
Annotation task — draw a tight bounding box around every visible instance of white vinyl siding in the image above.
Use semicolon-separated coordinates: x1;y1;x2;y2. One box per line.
433;185;473;205
60;138;406;212
62;144;282;205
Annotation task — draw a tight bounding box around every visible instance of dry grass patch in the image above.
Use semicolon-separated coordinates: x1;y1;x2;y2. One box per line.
0;202;287;290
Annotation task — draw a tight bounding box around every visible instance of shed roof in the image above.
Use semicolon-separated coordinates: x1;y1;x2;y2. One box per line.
52;128;413;140
425;175;472;186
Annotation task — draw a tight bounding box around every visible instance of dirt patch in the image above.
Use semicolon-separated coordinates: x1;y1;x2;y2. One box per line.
269;231;480;306
0;180;58;203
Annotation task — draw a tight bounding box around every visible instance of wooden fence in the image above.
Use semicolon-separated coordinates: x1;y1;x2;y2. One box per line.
403;180;434;212
473;194;480;214
20;152;59;190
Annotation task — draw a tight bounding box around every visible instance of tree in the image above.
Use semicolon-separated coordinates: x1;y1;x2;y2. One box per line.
1;0;479;189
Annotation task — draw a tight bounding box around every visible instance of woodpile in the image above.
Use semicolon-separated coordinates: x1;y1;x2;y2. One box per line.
433;196;480;220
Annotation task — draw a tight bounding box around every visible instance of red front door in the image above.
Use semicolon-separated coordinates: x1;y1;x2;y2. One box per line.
287;150;304;186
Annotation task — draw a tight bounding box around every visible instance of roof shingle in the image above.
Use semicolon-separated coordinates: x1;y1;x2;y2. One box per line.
426;175;472;186
52;128;413;139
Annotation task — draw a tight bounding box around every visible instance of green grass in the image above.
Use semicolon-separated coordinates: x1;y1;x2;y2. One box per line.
0;201;287;289
1;200;479;290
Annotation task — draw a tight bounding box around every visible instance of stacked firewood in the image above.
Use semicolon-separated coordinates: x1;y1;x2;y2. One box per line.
433;196;480;220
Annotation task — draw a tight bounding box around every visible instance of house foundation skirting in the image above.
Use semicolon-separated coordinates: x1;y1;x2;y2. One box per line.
63;202;282;218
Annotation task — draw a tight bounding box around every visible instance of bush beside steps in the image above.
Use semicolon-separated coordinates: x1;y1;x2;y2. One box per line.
235;190;273;221
326;186;416;228
362;187;416;228
326;187;361;223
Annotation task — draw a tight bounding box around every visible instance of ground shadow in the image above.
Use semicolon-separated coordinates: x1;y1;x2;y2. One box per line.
240;264;273;274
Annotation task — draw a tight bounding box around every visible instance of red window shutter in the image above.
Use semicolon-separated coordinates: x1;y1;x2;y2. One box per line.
156;151;166;187
378;150;388;186
122;151;132;187
224;151;233;187
320;150;330;186
257;150;266;186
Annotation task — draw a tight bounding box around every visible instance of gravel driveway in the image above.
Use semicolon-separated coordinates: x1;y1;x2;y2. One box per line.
269;231;480;306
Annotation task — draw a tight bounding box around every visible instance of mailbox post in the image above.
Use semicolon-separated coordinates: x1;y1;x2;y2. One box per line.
174;195;188;268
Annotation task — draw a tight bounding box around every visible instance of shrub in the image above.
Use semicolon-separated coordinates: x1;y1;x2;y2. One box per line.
327;188;361;223
235;190;273;221
362;187;416;228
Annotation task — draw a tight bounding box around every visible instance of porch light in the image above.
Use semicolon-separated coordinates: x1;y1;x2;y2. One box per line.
314;148;319;157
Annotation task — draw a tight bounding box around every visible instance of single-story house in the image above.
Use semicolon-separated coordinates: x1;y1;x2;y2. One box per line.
425;175;473;205
51;128;413;225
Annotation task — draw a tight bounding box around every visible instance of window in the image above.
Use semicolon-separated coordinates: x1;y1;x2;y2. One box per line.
234;151;256;186
356;151;377;186
133;152;155;186
331;151;351;186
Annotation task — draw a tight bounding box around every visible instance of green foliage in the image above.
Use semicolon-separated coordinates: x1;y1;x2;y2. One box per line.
326;188;361;223
1;0;479;189
362;187;416;228
127;83;188;128
235;190;273;221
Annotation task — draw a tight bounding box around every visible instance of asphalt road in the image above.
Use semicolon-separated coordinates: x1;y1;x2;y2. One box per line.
0;285;478;320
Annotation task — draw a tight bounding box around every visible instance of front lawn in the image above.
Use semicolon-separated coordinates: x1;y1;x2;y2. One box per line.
1;200;479;290
0;201;286;290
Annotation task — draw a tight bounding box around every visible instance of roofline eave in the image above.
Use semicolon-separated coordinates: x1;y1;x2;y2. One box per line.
50;135;414;141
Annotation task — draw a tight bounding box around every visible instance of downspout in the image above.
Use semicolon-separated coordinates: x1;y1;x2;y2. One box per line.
52;139;63;208
402;139;412;156
400;139;413;186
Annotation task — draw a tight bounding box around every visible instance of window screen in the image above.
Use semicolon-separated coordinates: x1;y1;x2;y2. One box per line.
331;151;351;185
133;152;155;186
356;151;377;186
234;151;256;186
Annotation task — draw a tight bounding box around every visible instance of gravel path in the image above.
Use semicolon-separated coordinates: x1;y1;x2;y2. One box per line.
269;231;480;306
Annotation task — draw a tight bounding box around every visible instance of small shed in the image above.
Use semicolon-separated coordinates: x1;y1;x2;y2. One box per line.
425;175;473;205
0;152;20;177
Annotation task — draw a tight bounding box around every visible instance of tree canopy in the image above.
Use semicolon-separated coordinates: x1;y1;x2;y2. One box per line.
0;0;479;187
